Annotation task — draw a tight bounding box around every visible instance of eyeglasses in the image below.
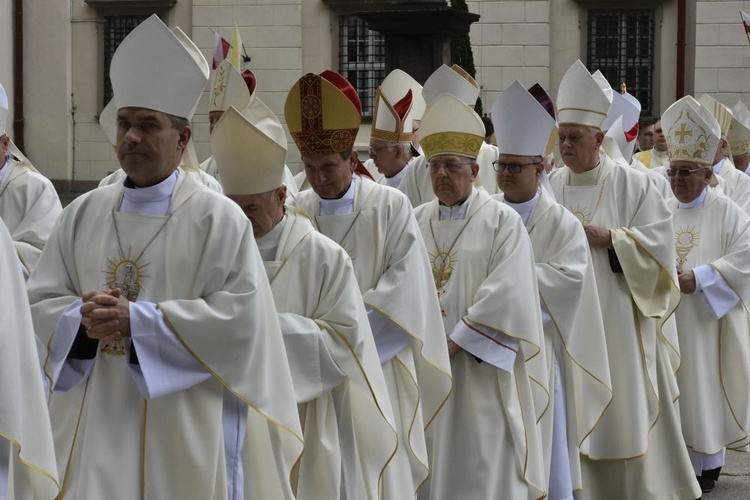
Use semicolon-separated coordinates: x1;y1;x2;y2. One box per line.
368;145;391;155
492;161;540;173
427;161;469;173
667;167;707;178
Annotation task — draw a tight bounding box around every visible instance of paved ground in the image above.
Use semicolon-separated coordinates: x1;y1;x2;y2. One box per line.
709;451;750;499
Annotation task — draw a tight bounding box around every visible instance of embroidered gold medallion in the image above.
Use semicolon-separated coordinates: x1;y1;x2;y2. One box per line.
101;249;151;356
570;206;592;226
430;249;456;316
675;226;699;273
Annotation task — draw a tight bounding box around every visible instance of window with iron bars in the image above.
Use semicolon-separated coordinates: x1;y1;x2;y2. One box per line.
103;15;150;108
338;15;386;119
587;9;655;117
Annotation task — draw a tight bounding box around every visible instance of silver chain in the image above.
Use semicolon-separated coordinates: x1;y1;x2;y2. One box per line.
112;208;177;263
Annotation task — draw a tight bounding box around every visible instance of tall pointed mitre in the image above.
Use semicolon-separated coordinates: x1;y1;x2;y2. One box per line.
729;101;750;156
603;91;642;161
698;94;732;140
371;70;418;143
209;59;257;113
492;80;556;157
110;15;209;120
212;106;286;196
557;60;611;130
662;95;721;165
527;83;558;156
0;83;8;137
422;64;480;107
419;93;485;160
592;70;615;107
99;98;118;148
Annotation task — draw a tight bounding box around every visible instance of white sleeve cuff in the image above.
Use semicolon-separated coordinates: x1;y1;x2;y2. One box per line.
449;318;518;373
693;265;740;320
367;308;413;364
277;312;345;403
128;301;212;399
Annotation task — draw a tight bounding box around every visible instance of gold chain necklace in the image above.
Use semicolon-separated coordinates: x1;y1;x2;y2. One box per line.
561;168;608;226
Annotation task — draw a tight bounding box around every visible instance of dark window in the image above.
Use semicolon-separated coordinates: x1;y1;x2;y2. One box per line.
587;9;655;116
338;15;385;119
103;15;149;107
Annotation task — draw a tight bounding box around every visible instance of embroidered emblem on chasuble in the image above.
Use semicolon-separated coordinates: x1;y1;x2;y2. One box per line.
289;74;358;155
675;226;700;273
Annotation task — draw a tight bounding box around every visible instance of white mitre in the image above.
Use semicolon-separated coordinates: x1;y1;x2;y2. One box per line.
698;94;732;140
422;64;480;107
603;92;641;133
592;70;615;106
729;101;750;156
384;69;426;121
212;106;287;195
662;95;720;165
492;80;556;157
604;116;633;165
110;14;209;121
209;59;255;113
419;93;485;161
557;60;611;130
99;98;118;147
371;70;416;143
0;83;7;136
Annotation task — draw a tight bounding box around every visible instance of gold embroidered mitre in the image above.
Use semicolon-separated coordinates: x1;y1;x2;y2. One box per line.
698;94;732;139
209;59;257;112
370;69;421;143
284;71;361;155
419;93;485;160
662;95;720;165
729;101;750;156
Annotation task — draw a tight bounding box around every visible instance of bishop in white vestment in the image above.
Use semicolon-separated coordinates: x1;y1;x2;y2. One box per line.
494;81;612;500
285;71;452;497
550;60;700;500
0;84;62;274
663;95;750;493
416;92;548;500
27;16;303;500
212;106;398;500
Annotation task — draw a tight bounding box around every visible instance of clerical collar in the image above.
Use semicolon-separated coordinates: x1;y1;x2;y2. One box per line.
385;161;410;188
677;187;708;209
504;189;540;225
0;156;8;183
119;168;180;215
256;214;287;261
438;189;476;220
319;174;356;216
568;161;601;186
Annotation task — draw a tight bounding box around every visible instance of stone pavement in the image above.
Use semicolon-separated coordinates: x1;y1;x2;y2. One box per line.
710;451;750;499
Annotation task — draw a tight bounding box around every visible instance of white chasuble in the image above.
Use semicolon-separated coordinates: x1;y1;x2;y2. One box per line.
523;189;613;493
262;210;398;500
28;170;302;500
0;159;62;272
294;175;452;497
549;155;700;500
714;158;750;214
415;188;548;500
0;219;59;499
670;189;750;454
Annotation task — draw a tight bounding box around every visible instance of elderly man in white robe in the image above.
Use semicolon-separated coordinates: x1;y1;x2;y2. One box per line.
662;96;750;494
285;70;452;498
0;84;62;276
212;105;398;500
493;81;612;500
415;92;548;500
400;64;499;205
0;218;59;499
548;60;700;500
27;16;302;500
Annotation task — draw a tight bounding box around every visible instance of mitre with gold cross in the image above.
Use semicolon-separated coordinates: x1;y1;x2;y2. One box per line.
662;95;721;165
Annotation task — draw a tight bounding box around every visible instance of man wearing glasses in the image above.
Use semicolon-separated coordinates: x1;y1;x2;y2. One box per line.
414;92;548;500
494;81;612;500
548;60;699;500
663;95;750;494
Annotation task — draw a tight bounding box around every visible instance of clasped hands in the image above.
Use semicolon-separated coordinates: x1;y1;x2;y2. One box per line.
583;225;613;249
80;289;131;341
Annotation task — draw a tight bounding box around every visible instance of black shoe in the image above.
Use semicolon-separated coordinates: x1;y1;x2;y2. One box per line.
702;466;722;482
697;475;715;493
